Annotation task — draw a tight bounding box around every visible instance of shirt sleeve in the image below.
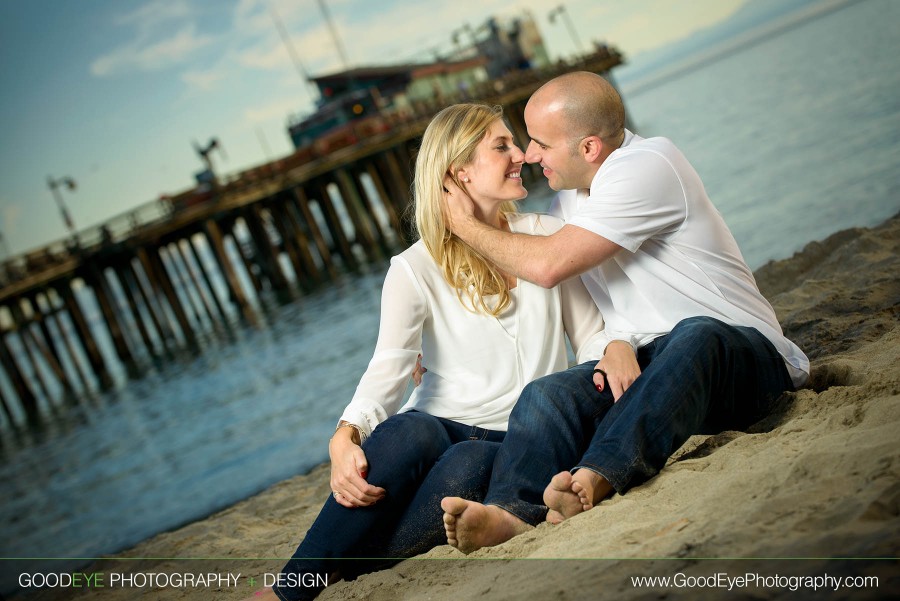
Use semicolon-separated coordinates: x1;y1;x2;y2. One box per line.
568;150;687;252
339;258;426;438
558;275;606;363
548;191;564;220
581;328;645;357
536;208;630;362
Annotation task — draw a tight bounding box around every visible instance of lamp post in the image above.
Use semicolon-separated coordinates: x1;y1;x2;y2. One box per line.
548;4;585;55
0;229;10;261
47;175;78;244
451;23;476;53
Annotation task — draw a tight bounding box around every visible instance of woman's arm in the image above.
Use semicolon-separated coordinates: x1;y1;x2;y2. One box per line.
558;275;641;401
340;258;427;436
558;274;605;362
331;258;427;507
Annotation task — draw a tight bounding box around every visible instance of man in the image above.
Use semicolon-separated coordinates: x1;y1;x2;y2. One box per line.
439;71;809;553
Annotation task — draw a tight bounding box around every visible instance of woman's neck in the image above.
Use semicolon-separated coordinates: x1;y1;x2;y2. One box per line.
468;194;506;229
473;206;505;230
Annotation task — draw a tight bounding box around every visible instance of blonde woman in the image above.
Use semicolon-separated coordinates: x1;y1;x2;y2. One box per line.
259;104;625;601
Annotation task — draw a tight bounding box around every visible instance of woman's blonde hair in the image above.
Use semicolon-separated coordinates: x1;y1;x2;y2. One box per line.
413;103;518;316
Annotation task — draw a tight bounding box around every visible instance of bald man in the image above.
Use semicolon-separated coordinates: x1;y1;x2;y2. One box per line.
440;72;809;553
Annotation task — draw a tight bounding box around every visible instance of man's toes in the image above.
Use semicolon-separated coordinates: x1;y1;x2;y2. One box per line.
549;471;573;491
546;509;565;525
441;496;468;516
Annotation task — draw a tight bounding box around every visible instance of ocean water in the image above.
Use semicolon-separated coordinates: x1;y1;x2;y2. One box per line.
618;0;900;269
1;0;899;593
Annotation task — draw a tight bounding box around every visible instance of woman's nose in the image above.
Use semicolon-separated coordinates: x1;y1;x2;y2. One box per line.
512;144;526;163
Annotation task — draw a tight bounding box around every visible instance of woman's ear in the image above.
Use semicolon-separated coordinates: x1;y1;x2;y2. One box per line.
456;169;470;184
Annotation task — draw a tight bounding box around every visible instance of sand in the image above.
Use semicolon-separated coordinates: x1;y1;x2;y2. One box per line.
19;214;899;600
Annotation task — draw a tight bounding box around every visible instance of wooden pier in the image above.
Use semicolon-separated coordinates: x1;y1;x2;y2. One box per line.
0;51;623;426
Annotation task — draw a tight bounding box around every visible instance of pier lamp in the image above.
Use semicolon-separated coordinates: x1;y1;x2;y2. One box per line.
451;23;476;52
548;4;585;55
0;229;10;260
47;175;78;240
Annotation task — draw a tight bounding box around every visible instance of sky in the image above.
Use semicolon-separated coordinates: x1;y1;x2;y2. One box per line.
0;0;748;257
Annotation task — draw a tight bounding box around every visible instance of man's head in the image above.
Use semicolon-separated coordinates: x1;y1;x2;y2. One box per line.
523;71;626;190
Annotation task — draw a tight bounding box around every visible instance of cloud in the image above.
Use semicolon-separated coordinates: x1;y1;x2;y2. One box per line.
116;0;192;30
237;25;342;74
171;0;301;96
91;24;213;77
233;0;275;36
236;40;291;71
181;66;228;92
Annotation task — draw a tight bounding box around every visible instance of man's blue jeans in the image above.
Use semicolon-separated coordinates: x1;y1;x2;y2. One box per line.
483;316;794;525
274;410;504;601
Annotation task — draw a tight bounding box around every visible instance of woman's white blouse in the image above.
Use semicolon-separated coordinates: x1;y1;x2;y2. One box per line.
340;213;607;437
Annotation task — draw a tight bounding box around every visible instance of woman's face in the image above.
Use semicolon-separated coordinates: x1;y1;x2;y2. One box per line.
458;120;527;207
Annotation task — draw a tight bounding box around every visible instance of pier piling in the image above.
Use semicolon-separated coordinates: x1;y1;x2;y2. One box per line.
59;280;114;390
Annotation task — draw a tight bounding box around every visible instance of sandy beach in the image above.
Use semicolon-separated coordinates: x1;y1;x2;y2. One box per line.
18;213;899;600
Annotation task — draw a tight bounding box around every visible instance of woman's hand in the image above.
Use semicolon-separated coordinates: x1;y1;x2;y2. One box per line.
442;175;476;234
328;425;385;508
593;340;641;402
412;353;427;387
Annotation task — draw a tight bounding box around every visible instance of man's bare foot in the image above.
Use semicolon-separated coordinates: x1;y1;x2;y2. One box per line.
543;471;587;523
441;497;531;554
243;587;278;600
570;468;614;511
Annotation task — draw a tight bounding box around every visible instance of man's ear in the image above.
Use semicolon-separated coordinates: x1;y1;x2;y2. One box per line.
581;136;603;162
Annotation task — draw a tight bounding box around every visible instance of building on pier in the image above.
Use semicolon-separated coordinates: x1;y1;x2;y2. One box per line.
287;10;550;161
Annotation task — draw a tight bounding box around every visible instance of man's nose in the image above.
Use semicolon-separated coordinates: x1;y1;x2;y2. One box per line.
524;140;540;164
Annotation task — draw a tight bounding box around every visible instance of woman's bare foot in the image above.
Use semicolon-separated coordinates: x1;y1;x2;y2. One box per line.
441;497;531;554
570;468;614;511
543;471;587;523
243;587;278;600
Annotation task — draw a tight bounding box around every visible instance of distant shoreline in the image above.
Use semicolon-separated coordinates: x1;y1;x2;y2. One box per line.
619;0;865;97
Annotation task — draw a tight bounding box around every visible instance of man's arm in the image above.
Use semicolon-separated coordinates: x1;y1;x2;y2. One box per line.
450;211;622;289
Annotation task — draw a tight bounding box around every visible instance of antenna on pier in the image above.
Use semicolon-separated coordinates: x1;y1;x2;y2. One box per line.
270;3;320;103
315;0;350;71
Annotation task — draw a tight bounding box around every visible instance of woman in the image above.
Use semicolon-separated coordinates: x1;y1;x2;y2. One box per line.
257;104;617;601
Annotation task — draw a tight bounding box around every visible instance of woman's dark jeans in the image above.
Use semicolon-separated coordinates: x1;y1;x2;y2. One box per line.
273;410;504;601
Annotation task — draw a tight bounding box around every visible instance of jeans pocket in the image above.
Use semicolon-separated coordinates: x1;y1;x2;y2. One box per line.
467;425;488;441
